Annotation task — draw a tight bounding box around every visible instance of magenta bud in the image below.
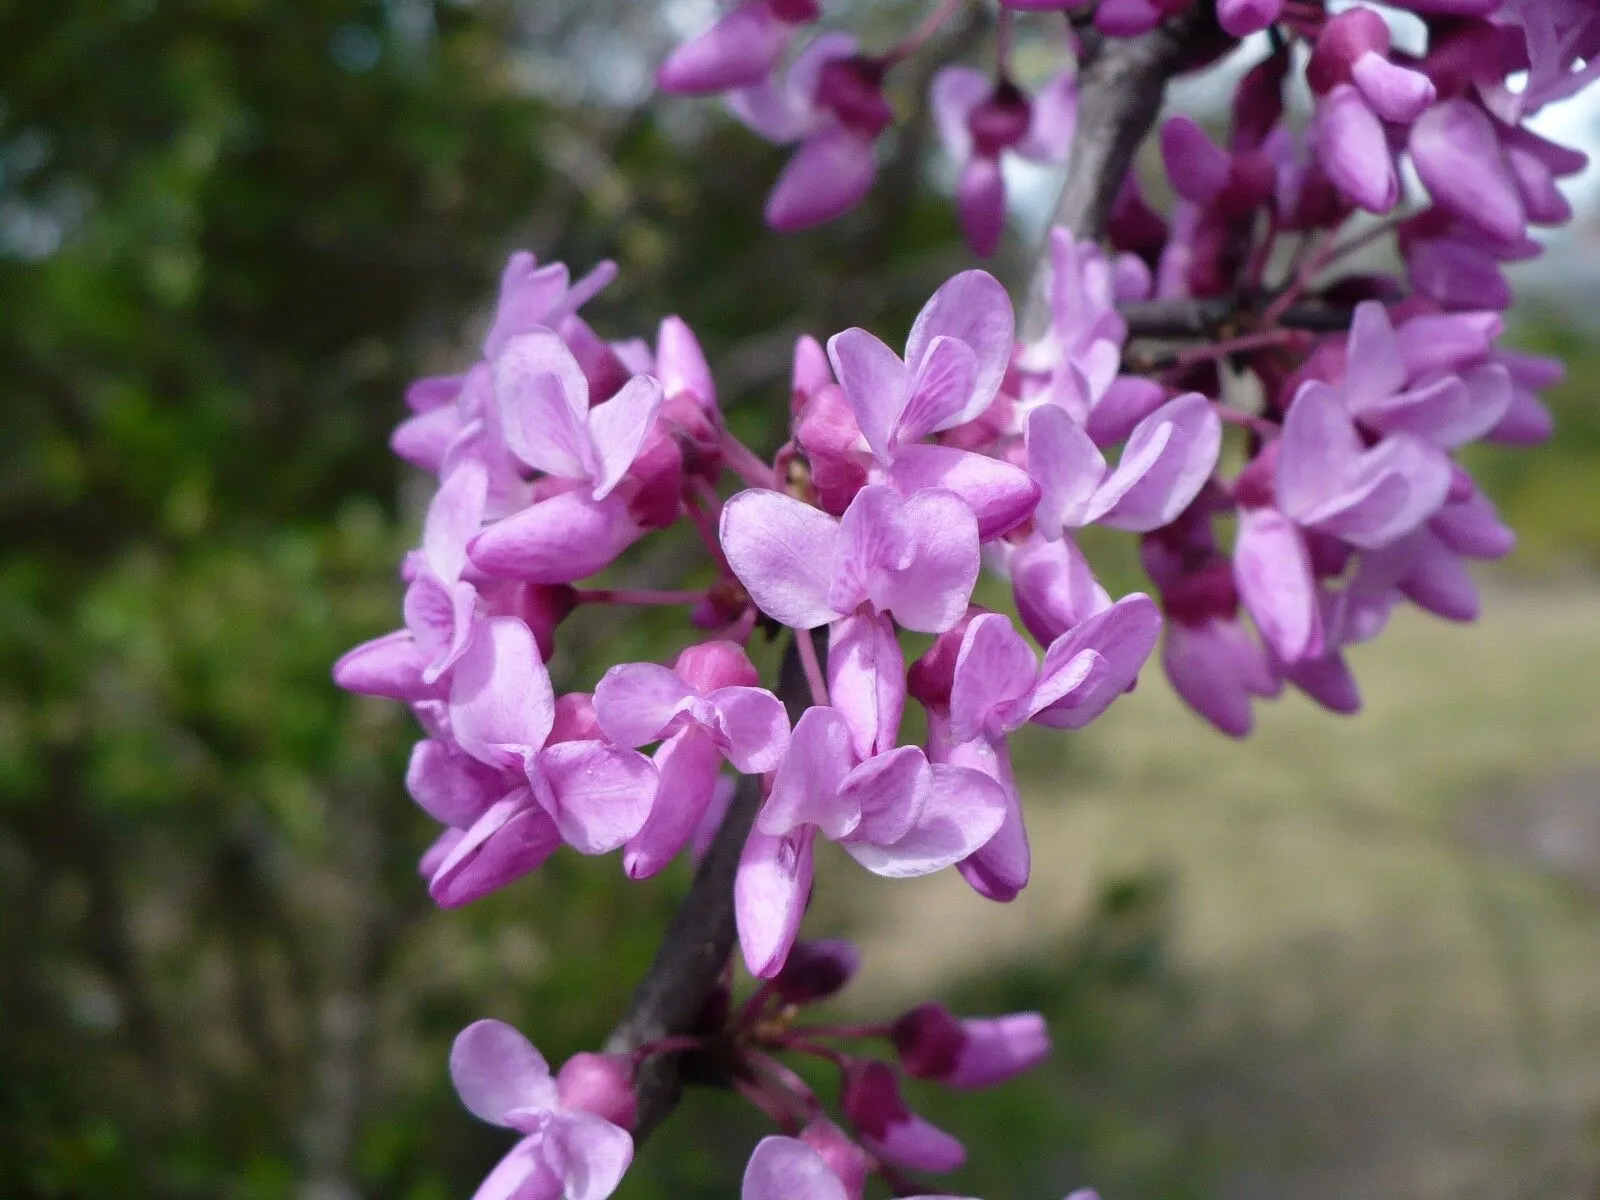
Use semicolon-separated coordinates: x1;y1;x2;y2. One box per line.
773;938;862;1004
840;1060;966;1173
674;639;761;692
1305;7;1390;95
968;83;1031;156
800;1119;872;1200
769;0;820;21
790;333;834;415
891;1003;966;1080
816;57;894;138
557;1053;637;1129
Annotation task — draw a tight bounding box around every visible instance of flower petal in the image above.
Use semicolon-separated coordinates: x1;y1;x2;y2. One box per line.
469;490;642;584
449;617;555;769
736;826;816;978
593;662;698;747
536;741;658;854
827;612;906;760
904;270;1015;424
430;792;563;908
827;326;911;464
845;762;1005;879
949;613;1038;743
742;1136;849;1200
495;330;594;480
720;489;843;629
887;443;1040;540
587;374;663;500
546;1111;634;1200
450;1019;558;1127
761;705;858;839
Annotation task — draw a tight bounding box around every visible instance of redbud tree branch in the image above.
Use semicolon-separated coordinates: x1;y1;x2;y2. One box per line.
605;631;820;1140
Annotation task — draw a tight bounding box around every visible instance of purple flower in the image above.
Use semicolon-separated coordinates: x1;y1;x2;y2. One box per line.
720;484;981;634
738;704;1006;976
930;68;1076;256
595;641;790;878
892;1002;1051;1090
741;1134;967;1200
1025;394;1223;536
450;1019;633;1200
418;618;658;906
826;270;1038;535
467;331;663;583
657;0;820;96
728;34;890;230
840;1060;967;1173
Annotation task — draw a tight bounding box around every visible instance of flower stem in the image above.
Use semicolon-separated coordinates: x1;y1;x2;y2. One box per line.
796;627;830;708
719;429;779;490
880;0;965;64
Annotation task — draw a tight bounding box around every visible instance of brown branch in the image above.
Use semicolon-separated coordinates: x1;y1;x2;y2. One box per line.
1120;295;1357;339
1021;1;1226;338
605;630;819;1140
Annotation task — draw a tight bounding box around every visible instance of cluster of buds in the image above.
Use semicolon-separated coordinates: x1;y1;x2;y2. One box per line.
445;937;1061;1199
659;0;1598;261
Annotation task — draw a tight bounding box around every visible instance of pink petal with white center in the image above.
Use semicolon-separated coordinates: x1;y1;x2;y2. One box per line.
901;334;980;444
737;826;816;978
904;270;1015;425
828;612;905;760
1028;593;1160;729
429;792;563;907
407;738;503;828
707;685;791;772
1093;393;1222;531
949;613;1038;743
1234;507;1324;663
1410;100;1525;241
1316;85;1397;213
1026;403;1108;537
623;727;722;879
450;1018;558;1127
888;442;1040;541
720;489;842;629
742;1136;848;1200
871;488;981;634
468;490;641;584
587;374;663;499
765;127;878;232
593;662;699;747
840;745;929;847
495;330;594;480
536;741;658;854
544;1111;634;1200
1340;301;1406;416
827;326;912;464
761;705;858;839
930;65;988;163
845;762;1006;879
1351;52;1435;124
449;617;554;770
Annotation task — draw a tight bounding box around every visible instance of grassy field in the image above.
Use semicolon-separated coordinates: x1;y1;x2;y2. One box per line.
830;583;1600;1200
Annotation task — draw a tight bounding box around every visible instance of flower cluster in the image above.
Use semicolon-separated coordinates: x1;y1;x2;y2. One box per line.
658;0;1599;263
446;937;1064;1200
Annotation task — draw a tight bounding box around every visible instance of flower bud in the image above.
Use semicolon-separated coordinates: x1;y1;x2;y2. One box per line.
892;1004;1050;1089
968;82;1031;157
840;1060;966;1173
907;608;987;709
557;1053;638;1130
1306;7;1391;95
816;57;894;138
773;938;862;1005
674;639;761;692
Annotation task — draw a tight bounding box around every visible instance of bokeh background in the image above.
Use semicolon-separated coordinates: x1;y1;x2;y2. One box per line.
4;3;1600;1198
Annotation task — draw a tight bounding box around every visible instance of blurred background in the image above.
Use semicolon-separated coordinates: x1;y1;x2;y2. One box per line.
3;3;1599;1198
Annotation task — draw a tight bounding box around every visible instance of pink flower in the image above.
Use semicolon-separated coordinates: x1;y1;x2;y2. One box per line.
892;1002;1051;1090
657;0;820;96
595;641;790;878
737;704;1006;976
450;1019;634;1200
720;484;980;634
419;618;658;906
740;1134;966;1200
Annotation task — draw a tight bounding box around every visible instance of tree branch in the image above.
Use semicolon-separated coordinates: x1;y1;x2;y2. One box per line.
605;631;819;1140
1022;1;1225;338
1120;295;1357;339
